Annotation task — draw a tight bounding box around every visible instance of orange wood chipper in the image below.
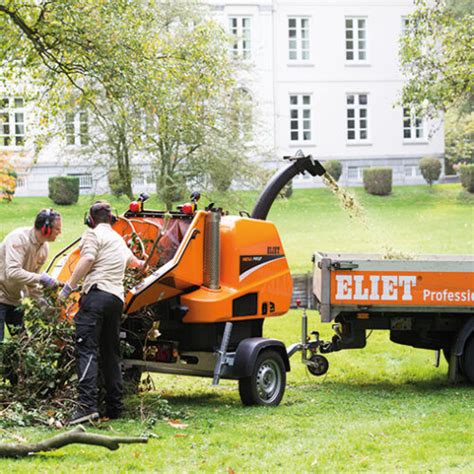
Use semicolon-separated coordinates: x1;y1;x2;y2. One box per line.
48;155;474;406
48;155;326;406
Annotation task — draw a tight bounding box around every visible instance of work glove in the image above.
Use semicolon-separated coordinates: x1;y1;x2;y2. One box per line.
58;283;76;301
39;273;58;288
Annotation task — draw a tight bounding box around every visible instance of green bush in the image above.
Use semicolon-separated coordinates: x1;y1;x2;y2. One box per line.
324;160;343;182
48;176;79;205
460;164;474;193
419;156;442;186
363;168;392;196
108;168;126;197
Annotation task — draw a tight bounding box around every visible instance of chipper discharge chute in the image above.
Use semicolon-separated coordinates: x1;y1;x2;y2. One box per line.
49;155;326;406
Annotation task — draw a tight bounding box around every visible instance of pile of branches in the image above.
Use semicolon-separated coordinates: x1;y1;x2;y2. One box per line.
0;290;76;427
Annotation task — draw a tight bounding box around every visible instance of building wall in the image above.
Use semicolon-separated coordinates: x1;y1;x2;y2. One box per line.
4;0;445;197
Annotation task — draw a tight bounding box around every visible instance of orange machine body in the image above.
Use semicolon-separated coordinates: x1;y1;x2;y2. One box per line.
56;210;293;324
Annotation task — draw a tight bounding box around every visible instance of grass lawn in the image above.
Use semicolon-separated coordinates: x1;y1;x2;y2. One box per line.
0;184;473;472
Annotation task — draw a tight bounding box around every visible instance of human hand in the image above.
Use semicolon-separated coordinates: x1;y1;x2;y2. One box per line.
39;273;58;288
58;283;75;300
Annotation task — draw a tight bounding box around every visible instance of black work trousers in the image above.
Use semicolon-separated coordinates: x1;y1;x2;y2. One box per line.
0;303;24;342
74;287;124;413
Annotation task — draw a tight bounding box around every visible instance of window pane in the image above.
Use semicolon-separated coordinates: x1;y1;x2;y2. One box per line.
303;109;310;118
291;121;298;130
291;110;298;118
346;19;353;28
346;30;353;39
347;95;354;104
360;109;367;118
301;19;309;28
290;96;298;105
14;98;24;108
358;51;366;60
303;131;311;140
302;96;310;105
359;95;367;105
302;51;310;60
346;51;353;60
348;130;355;140
404;129;411;138
347;120;355;129
360;130;367;139
289;18;296;28
348;109;355;118
289;50;297;60
15;112;24;123
346;41;353;50
291;131;298;140
358;19;366;28
360;120;367;129
289;29;296;38
303;120;311;129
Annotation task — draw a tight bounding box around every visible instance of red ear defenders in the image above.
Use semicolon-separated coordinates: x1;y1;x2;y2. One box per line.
41;209;53;237
84;206;118;228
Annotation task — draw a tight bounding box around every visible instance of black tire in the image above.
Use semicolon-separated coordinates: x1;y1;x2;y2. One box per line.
462;336;474;384
238;349;286;406
307;354;329;376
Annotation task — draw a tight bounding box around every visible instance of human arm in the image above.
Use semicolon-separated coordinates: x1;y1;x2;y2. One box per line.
4;234;42;286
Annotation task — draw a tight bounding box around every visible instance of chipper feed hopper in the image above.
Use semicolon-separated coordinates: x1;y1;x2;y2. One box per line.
49;155;326;406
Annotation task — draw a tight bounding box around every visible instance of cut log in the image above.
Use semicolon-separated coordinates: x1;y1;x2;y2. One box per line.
0;426;148;457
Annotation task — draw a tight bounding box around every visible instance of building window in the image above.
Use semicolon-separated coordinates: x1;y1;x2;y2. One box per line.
403;108;424;140
401;16;418;37
346;94;368;141
345;17;367;62
288;17;310;61
289;94;312;142
347;166;368;181
68;173;92;189
404;165;421;178
229;17;251;60
0;97;25;147
66;111;89;146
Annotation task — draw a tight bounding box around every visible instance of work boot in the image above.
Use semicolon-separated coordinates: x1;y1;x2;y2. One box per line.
68;409;100;426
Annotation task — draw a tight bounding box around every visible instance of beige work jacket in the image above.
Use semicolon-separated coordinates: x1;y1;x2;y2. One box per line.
0;227;48;306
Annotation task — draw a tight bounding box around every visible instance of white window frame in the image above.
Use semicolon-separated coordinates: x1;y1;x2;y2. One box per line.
289;94;313;144
404;165;421;178
345;17;368;63
0;97;26;148
288;17;311;62
347;166;369;181
229;16;251;60
68;173;93;189
346;93;369;143
66;110;89;147
403;107;425;141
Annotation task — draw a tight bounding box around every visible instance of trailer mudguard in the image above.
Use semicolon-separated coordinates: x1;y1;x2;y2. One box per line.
454;316;474;356
233;337;290;378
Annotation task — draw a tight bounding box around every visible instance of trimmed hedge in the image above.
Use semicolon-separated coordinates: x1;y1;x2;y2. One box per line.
108;169;126;197
324;160;342;182
460;164;474;193
363;168;392;196
48;176;79;205
419;156;442;186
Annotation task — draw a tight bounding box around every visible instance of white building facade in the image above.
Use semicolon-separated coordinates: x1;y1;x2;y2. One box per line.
3;0;444;196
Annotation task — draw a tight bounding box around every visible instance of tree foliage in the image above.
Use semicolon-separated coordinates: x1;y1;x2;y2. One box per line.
0;1;260;205
0;153;16;201
400;0;473;117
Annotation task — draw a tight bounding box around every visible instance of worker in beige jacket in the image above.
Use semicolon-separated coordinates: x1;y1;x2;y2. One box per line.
0;208;62;341
59;201;145;425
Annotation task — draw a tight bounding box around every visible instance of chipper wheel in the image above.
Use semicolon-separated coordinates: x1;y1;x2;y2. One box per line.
307;354;329;376
238;349;286;406
462;335;474;384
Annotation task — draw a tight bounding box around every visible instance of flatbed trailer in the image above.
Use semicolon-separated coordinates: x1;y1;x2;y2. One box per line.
306;252;474;383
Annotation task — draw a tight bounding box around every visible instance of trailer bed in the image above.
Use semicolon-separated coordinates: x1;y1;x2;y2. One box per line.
313;252;474;322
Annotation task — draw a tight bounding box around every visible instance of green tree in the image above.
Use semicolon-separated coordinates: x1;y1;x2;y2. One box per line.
400;0;473;117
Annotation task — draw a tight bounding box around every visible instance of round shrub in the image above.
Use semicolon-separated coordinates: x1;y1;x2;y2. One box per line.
108;168;126;197
324;160;342;182
48;176;79;205
419;156;442;186
363;168;392;196
460;164;474;193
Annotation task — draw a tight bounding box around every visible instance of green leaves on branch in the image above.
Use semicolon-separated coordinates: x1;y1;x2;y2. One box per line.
400;0;474;117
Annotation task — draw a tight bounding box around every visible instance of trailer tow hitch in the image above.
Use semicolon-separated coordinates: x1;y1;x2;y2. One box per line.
287;301;335;376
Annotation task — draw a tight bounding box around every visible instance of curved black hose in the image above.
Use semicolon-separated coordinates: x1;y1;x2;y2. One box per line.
251;156;326;220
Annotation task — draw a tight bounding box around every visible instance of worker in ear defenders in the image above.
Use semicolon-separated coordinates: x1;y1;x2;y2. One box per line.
59;200;146;425
0;208;62;342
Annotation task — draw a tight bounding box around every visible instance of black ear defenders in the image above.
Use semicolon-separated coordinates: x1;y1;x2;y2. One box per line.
41;209;53;237
84;203;118;228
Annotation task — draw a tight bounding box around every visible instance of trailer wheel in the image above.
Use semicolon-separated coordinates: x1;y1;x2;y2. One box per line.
307;354;329;376
239;349;286;406
462;336;474;384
